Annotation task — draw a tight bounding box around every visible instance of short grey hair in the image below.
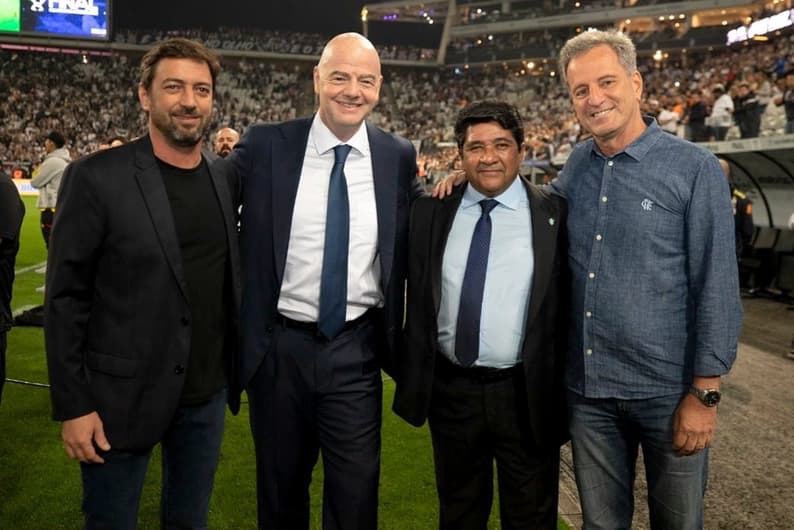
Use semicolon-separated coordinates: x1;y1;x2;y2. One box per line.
558;30;637;87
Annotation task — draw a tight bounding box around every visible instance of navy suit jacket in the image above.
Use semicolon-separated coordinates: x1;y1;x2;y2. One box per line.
224;117;421;391
45;136;241;450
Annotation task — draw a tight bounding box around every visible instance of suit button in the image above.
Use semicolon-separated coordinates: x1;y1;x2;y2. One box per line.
266;326;274;333
180;316;189;326
174;364;185;375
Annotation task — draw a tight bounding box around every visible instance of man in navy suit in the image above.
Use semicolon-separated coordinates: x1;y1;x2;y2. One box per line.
223;33;421;529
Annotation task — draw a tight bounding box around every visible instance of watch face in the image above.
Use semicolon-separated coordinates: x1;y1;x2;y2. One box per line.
703;390;721;407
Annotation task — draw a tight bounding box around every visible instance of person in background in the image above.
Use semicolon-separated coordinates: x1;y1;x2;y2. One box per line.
733;81;762;139
773;69;794;134
0;169;24;406
30;131;71;291
213;126;239;158
709;84;734;141
718;158;754;261
553;30;742;529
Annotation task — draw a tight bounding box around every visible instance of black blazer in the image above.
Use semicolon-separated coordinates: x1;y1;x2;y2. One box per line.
45;136;241;450
218;117;422;392
393;178;570;449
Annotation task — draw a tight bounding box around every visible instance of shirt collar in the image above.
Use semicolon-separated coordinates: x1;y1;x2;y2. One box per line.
461;175;524;211
589;116;662;162
310;114;370;157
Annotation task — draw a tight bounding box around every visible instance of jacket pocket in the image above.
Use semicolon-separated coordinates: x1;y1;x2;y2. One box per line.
86;352;138;378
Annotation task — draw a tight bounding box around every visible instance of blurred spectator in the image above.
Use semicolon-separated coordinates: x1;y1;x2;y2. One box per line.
212;127;239;158
30;131;69;249
709;84;734;140
773;69;794;133
733;81;762;138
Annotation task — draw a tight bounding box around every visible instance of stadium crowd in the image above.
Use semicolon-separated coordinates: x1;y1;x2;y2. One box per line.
0;25;790;180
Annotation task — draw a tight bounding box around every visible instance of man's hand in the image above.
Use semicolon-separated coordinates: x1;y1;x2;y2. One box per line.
672;393;717;456
431;170;465;198
62;412;111;464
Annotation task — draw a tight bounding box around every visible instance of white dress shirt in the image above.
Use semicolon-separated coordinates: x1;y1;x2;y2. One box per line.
437;177;534;368
278;116;381;322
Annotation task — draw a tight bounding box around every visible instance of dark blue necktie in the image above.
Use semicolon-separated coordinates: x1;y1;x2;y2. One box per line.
318;144;353;339
455;199;499;367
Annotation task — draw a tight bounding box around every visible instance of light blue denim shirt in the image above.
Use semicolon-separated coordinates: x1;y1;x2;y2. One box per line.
438;177;534;368
552;118;742;399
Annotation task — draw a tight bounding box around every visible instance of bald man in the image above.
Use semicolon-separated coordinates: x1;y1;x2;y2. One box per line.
217;33;421;529
213;127;239;157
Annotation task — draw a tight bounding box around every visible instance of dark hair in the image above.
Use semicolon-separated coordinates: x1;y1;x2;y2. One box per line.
454;101;524;151
139;38;221;91
46;131;66;148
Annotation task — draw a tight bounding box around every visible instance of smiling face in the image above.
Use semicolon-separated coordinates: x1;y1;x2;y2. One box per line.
138;57;213;150
314;33;382;142
565;44;646;155
460;121;525;197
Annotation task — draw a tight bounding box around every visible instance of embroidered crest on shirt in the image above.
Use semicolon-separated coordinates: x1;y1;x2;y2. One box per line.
641;198;654;211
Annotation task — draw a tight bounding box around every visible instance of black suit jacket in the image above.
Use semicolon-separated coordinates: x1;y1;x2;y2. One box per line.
219;117;421;392
393;178;569;449
45;136;241;450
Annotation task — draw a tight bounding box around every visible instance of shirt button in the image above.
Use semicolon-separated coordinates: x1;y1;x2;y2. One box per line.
608;161;614;167
601;196;608;203
174;364;185;375
586;311;592;318
180;316;190;326
596;234;602;241
588;272;595;279
586;348;593;355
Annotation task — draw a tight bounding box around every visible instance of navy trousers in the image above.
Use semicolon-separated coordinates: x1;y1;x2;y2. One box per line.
248;314;382;530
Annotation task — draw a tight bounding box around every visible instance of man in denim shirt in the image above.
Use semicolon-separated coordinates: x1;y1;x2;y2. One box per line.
552;31;742;529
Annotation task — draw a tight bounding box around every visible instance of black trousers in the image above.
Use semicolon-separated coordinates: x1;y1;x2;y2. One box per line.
428;358;560;530
40;208;54;248
247;314;382;530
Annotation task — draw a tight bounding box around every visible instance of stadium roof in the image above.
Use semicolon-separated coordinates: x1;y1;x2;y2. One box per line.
115;0;369;34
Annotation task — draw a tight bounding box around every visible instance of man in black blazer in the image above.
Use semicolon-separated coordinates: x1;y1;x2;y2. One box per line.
221;32;421;529
45;39;240;529
393;101;569;529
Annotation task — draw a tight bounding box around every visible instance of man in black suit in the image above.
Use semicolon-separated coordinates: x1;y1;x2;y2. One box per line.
44;38;240;529
220;32;421;530
393;101;568;529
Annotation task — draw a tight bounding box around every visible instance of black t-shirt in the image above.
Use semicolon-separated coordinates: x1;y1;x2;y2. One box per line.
158;158;228;404
0;171;25;333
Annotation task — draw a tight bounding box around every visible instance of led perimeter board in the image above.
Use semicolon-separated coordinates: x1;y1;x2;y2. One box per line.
0;0;110;40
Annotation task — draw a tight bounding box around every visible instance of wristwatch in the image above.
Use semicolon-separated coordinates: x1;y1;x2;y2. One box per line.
689;386;721;407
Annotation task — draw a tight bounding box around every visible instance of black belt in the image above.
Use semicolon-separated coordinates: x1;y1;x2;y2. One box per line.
436;354;522;383
277;309;374;339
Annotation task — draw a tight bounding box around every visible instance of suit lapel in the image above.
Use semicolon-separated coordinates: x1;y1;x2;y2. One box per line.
368;123;398;290
133;136;189;301
524;179;558;330
272;120;311;285
431;185;466;315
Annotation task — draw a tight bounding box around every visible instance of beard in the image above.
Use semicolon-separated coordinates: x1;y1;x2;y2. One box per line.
149;106;210;148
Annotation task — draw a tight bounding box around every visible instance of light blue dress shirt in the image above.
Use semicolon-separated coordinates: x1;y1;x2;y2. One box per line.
438;176;534;368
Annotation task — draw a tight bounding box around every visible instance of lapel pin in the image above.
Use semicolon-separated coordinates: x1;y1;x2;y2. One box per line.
548;217;555;226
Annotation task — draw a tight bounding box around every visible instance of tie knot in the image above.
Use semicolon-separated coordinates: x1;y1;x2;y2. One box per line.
334;144;352;163
479;199;498;216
